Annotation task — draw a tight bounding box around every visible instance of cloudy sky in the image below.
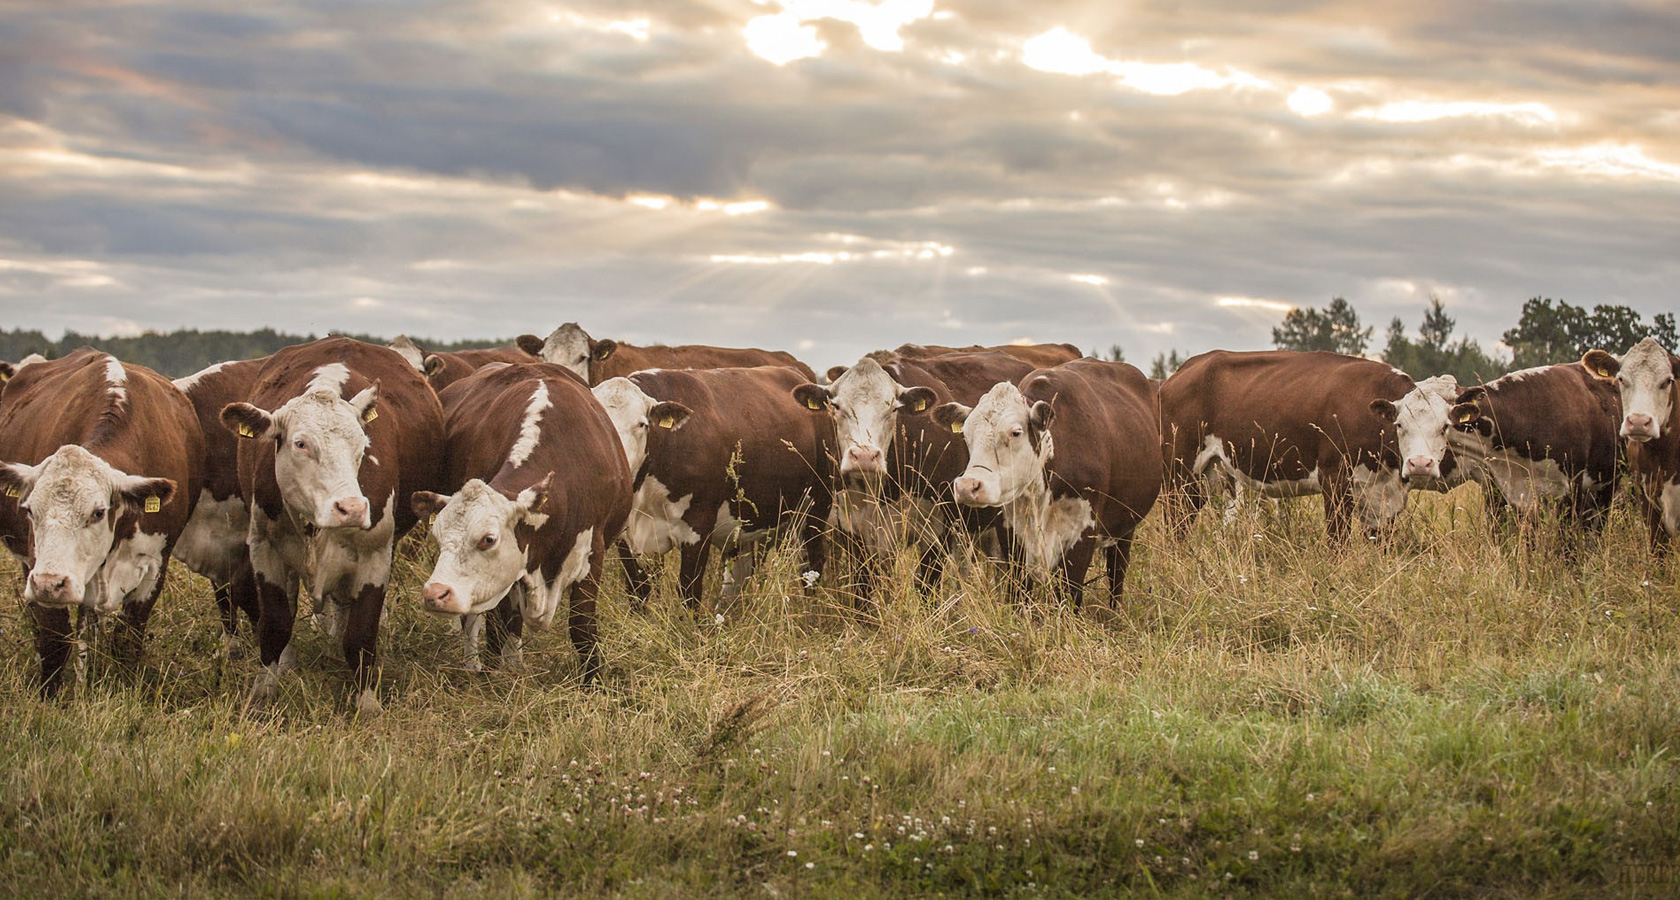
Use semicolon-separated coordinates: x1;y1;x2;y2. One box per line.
2;0;1677;370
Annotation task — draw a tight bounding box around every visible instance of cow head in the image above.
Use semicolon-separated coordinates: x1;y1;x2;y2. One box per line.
0;445;174;611
534;323;616;381
932;382;1054;507
221;384;379;531
411;477;550;616
387;335;426;372
1369;380;1455;484
791;357;936;490
1584;338;1678;441
591;377;690;475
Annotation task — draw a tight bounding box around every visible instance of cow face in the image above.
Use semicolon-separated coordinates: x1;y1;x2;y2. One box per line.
1370;383;1454;483
222;386;379;531
0;445;174;611
1585;338;1678;441
791;358;936;490
933;382;1054;507
591;377;690;474
411;477;549;616
538;323;614;381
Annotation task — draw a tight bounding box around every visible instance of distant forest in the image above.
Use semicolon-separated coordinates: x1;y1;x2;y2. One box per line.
0;328;511;379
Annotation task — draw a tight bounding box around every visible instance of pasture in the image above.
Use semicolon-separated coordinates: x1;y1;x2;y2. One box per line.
0;486;1677;897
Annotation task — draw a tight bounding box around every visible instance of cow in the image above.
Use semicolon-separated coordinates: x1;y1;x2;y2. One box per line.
1583;338;1680;551
1159;350;1439;541
928;358;1162;610
410;362;631;680
790;350;1037;600
387;335;544;392
1445;363;1621;531
524;322;816;385
591;366;833;609
892;341;1084;369
172;356;269;654
0;349;203;693
221;337;447;714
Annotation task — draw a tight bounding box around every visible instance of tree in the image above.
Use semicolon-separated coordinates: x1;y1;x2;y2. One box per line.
1103;344;1126;364
1272;297;1372;356
1381;296;1507;384
1149;349;1186;380
1502;298;1679;367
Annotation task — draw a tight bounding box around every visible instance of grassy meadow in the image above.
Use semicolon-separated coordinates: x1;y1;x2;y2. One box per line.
1;486;1678;897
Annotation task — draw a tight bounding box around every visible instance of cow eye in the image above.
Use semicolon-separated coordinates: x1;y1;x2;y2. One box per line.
291;437;308;452
1663;377;1676;390
478;533;497;551
90;506;106;523
1009;427;1024;438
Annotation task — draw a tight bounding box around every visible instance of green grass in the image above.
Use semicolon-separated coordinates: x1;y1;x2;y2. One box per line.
1;486;1678;897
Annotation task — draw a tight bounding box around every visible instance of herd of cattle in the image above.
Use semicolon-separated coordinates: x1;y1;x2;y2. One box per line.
0;324;1674;713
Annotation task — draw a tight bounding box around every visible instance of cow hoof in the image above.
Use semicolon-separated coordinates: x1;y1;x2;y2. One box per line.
220;632;249;661
277;642;299;674
248;671;280;708
353;689;384;717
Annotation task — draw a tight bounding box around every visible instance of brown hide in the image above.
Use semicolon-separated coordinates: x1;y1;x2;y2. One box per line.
629;366;834;605
596;344;817;386
178;357;269;507
1160;350;1412;540
892;342;1083;368
878;351;1037;501
424;345;543;391
0;348;205;690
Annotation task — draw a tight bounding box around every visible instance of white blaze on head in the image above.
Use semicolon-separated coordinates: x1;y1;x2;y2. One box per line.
1586;338;1678;441
411;478;549;616
0;445;174;611
791;357;936;489
1372;384;1454;482
222;384;378;530
591;377;689;473
934;381;1053;508
387;335;426;372
539;323;613;381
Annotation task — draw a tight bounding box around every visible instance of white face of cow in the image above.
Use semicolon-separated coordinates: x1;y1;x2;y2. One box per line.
937;382;1053;508
223;385;378;531
591;378;689;474
1372;384;1454;483
792;358;935;490
539;323;613;381
0;445;174;611
413;479;548;616
1588;338;1678;441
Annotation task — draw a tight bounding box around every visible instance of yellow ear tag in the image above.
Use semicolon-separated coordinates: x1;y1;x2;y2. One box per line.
362;407;379;424
144;496;162;514
1457;410;1475;424
950;421;963;435
657;414;675;429
3;485;18;498
911;398;928;412
1596;367;1612;379
805;397;823;411
237;424;256;438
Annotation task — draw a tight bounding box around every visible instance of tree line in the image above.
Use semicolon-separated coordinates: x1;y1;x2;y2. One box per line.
0;328;509;379
1130;296;1675;381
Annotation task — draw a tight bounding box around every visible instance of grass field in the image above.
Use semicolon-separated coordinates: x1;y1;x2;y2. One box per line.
1;486;1678;897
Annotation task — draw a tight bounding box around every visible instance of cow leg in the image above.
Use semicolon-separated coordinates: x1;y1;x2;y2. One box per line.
1105;529;1137;606
459;613;485;672
32;604;74;697
114;568;167;667
799;508;827;594
343;581;387;716
248;536;300;706
1321;467;1353;544
1057;535;1097;610
484;593;524;671
718;544;757;608
617;539;655;610
568;535;605;684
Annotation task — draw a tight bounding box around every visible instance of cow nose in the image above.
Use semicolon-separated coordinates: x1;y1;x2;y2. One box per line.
28;571;71;603
953;476;982;504
422;582;456;611
330;497;369;528
1404;456;1438;478
1624;413;1655;437
844;444;883;471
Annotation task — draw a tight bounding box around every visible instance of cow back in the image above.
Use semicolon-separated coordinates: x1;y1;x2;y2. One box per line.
1021;358;1162;527
598;345;817;385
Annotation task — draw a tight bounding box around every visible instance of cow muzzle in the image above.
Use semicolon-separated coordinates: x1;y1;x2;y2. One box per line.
26;571;79;607
421;581;465;615
1622;413;1658;442
324;496;372;529
952;473;999;507
1401;456;1440;482
840;444;886;487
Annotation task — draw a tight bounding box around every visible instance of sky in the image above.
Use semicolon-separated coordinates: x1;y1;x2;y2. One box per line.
2;0;1678;371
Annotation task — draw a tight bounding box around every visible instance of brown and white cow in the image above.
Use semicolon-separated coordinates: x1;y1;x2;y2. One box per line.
410;362;631;679
1583;338;1680;550
790;350;1037;598
592;366;833;609
173;356;269;654
0;349;203;693
221;337;447;714
929;358;1162;607
527;322;817;386
388;335;544;392
1446;363;1621;530
891;341;1084;369
1160;350;1435;541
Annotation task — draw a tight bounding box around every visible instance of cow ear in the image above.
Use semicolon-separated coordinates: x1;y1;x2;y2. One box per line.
1581;349;1620;381
410;491;450;520
649;401;691;431
515;334;545;356
825;365;848;383
1454;385;1488;404
116;475;175;512
422;355;446;379
1029;400;1055;432
351;381;380;425
897;386;937;415
0;362;14;384
516;473;553;522
930;402;971;434
0;462;40;501
1449;401;1482;430
221;402;275;440
792;383;831;412
592;339;616;361
1369;398;1398;423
